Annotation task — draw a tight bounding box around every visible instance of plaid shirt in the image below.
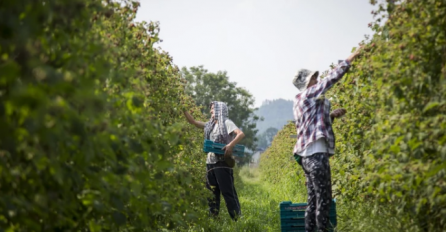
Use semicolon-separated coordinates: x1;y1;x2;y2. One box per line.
293;60;351;155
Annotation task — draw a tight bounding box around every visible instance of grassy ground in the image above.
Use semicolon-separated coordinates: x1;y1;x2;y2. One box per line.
180;165;408;232
183;166;307;232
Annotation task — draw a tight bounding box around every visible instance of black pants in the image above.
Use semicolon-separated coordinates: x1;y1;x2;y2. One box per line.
206;161;241;220
301;153;332;232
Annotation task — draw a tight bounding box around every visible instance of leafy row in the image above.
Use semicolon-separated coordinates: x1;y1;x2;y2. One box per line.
260;0;446;231
0;0;209;231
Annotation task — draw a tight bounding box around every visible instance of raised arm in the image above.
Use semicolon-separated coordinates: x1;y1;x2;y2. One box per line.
346;47;362;64
183;111;206;129
304;47;362;99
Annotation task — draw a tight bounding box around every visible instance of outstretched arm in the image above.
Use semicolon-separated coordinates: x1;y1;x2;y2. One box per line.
346;47;362;64
183;111;206;129
304;47;363;99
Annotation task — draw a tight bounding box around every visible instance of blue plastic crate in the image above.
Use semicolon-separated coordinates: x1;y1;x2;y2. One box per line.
280;210;336;220
280;218;337;229
281;223;336;232
280;201;307;211
203;140;245;157
281;219;305;227
281;218;336;232
279;200;337;232
281;225;336;232
280;210;306;219
281;225;305;232
280;200;336;212
280;227;306;232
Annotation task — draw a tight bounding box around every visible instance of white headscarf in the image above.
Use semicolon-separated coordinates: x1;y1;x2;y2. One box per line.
204;101;231;144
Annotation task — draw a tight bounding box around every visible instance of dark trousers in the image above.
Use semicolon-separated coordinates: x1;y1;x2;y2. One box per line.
206;161;241;220
301;153;332;232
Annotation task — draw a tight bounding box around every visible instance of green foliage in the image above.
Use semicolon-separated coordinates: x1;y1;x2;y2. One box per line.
259;122;306;199
2;0;445;231
260;0;446;231
0;0;210;231
328;0;446;230
181;66;259;151
186;166;301;232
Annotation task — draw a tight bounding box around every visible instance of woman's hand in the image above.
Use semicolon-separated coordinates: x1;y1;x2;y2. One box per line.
222;144;234;158
183;111;205;129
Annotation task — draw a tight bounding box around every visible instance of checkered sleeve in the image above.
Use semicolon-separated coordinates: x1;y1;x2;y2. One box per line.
303;60;351;99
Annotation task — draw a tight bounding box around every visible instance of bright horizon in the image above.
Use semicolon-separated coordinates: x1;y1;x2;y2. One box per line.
136;0;376;107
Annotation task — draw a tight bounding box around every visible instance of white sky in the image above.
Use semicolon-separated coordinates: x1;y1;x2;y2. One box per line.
136;0;376;107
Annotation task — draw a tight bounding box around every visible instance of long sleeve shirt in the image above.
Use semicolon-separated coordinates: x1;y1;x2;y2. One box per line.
293;60;351;155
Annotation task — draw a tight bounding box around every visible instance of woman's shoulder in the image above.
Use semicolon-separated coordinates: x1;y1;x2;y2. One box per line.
224;119;237;127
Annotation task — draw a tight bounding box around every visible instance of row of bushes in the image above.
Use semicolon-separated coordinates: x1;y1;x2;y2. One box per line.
260;0;446;231
0;0;210;231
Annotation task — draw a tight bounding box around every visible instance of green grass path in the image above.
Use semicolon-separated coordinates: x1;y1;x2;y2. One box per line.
185;165;407;232
188;167;307;232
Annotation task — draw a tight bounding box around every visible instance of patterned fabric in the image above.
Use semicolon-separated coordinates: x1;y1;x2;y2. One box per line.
206;120;238;164
293;60;350;154
204;101;231;144
293;69;319;90
302;153;332;232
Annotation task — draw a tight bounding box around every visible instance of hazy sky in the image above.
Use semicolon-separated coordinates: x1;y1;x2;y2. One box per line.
136;0;376;107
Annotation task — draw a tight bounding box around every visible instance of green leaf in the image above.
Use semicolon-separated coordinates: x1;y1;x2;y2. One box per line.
112;212;126;226
89;221;102;232
423;102;440;113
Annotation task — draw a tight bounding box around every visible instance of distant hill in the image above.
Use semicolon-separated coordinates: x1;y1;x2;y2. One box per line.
255;99;294;134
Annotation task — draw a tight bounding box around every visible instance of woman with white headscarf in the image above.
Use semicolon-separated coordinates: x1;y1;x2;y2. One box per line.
183;101;245;220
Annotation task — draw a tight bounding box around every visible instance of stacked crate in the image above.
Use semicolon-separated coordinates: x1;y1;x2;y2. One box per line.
202;140;245;157
279;200;337;232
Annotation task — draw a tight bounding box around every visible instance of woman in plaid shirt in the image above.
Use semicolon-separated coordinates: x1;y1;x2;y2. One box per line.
292;47;362;232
